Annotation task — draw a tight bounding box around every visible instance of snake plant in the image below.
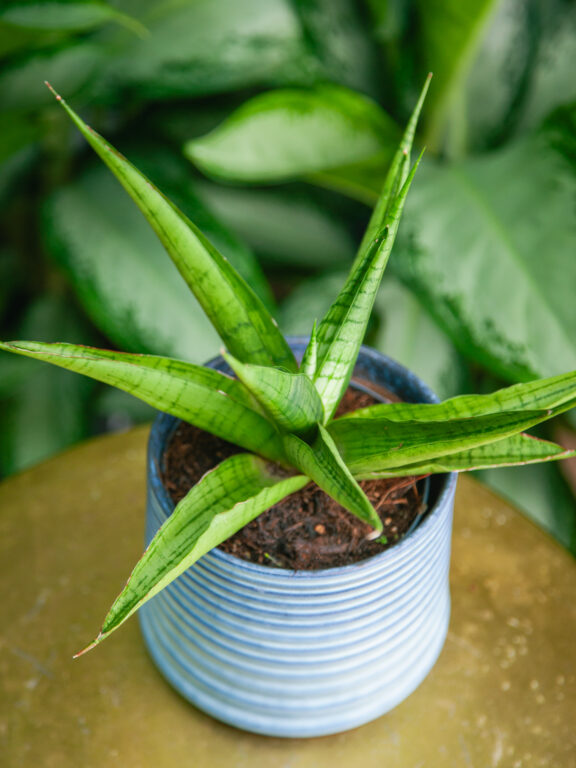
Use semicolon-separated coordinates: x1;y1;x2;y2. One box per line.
2;78;575;654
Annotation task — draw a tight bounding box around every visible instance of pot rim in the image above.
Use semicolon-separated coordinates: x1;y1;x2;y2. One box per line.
148;339;457;580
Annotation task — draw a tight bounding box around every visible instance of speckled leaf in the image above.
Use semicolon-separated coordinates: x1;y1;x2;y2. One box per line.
82;454;308;650
330;408;555;476
355;433;575;479
50;87;297;372
284;424;381;531
312;153;423;421
224;352;324;434
0;341;285;462
111;0;320;100
356;74;431;264
395;128;576;381
341;371;576;424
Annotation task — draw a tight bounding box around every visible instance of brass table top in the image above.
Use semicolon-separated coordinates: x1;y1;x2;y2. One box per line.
1;427;574;767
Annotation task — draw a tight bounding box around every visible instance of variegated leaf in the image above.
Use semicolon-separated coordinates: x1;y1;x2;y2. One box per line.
78;453;308;652
284;424;382;532
353;433;576;479
312;154;423;421
224;352;323;434
339;371;576;424
329;408;554;475
0;341;285;461
356;74;432;265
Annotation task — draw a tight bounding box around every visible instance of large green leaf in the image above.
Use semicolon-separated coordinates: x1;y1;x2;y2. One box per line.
0;41;106;112
109;0;320;100
0;341;286;462
415;0;498;154
224;353;324;435
0;1;139;33
395;127;576;382
197;183;354;268
417;0;576;153
329;408;557;476
341;371;576;423
355;433;575;479
291;0;379;94
284;425;382;531
372;278;467;400
312;155;423;420
50;88;297;372
186;85;399;184
81;453;308;651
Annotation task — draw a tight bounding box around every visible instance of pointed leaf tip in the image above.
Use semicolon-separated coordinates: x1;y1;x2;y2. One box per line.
73;635;102;659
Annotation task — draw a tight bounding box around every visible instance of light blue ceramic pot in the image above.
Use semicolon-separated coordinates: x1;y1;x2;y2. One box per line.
140;341;457;738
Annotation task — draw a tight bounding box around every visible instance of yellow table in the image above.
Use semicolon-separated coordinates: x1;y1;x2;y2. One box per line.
1;427;574;767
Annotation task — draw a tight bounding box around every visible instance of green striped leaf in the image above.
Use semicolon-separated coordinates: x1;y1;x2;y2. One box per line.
307;79;431;406
339;371;576;424
0;341;285;462
356;74;432;266
79;453;308;652
224;352;324;434
284;424;382;532
312;154;423;421
48;85;297;373
300;319;318;379
329;408;554;475
353;434;576;479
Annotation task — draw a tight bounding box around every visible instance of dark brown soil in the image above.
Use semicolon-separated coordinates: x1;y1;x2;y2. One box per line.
162;387;427;570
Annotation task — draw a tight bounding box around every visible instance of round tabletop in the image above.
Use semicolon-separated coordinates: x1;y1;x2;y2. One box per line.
0;426;574;767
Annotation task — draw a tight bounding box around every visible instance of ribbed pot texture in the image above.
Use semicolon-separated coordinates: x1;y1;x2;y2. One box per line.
140;341;457;738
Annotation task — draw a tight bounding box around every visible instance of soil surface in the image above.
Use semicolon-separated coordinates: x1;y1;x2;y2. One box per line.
162;387;427;570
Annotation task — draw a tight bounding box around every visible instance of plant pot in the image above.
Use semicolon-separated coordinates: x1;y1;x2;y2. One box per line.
140;340;457;738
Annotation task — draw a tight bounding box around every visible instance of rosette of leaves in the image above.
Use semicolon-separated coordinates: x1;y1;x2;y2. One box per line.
2;79;576;654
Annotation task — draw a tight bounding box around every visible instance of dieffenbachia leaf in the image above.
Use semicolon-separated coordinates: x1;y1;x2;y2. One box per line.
329;408;555;476
78;453;308;652
284;424;382;532
0;341;285;462
224;351;324;434
353;433;576;479
339;371;576;424
356;74;432;266
185;85;399;184
47;85;297;373
312;153;424;421
0;0;145;35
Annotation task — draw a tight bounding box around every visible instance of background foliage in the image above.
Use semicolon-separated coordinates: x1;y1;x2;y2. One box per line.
1;0;575;549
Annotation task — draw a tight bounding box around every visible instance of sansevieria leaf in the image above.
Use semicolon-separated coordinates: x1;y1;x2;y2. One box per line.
47;85;297;373
339;371;576;424
353;433;576;479
329;408;554;476
224;352;324;434
356;74;432;265
312;153;423;421
0;341;285;462
78;453;308;652
284;424;382;532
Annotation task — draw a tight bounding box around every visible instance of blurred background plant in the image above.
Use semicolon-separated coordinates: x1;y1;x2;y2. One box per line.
1;0;575;549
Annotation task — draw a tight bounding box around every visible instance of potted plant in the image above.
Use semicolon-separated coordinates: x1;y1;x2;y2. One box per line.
2;78;575;737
